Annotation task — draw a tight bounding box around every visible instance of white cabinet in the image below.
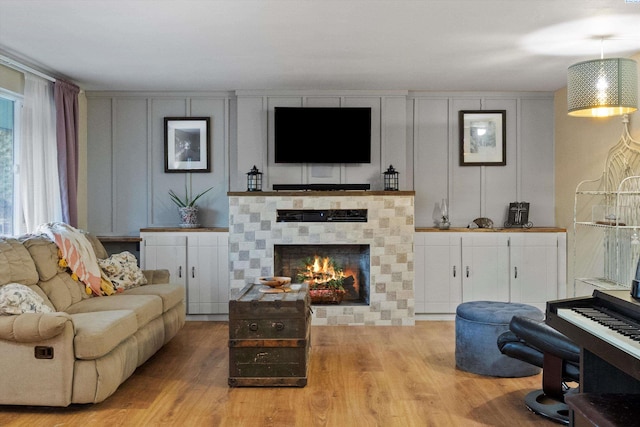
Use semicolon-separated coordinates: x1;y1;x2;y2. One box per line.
415;230;566;315
461;233;511;303
509;233;566;308
414;232;463;314
186;233;229;314
141;234;187;285
140;230;229;315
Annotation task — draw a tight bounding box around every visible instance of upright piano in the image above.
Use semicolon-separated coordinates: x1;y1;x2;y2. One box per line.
547;289;640;425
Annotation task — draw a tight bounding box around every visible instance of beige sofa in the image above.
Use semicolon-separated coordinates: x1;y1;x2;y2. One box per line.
0;232;185;406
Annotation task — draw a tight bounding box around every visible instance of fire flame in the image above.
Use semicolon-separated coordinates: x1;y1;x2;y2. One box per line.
301;256;345;287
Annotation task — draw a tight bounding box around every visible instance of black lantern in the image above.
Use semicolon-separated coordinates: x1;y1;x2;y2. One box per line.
383;165;399;191
246;165;263;191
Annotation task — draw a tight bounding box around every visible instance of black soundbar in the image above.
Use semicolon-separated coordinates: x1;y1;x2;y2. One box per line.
272;184;370;191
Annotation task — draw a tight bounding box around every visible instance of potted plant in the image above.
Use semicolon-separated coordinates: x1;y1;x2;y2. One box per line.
169;186;213;228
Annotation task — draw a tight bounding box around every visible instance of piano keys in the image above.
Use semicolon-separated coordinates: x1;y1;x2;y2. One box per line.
547;289;640;393
556;306;640;361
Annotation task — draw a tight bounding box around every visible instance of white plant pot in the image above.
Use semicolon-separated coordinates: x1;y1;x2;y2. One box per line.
178;206;199;228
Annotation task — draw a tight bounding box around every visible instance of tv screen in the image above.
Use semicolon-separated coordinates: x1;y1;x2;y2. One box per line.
274;107;371;163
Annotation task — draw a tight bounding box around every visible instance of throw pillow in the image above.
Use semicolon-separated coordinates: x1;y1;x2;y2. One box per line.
0;283;54;315
98;251;147;292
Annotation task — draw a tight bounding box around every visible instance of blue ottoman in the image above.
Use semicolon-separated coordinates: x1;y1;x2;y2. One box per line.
455;301;544;377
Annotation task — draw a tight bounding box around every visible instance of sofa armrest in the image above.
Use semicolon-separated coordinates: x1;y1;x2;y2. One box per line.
0;312;72;342
143;269;170;284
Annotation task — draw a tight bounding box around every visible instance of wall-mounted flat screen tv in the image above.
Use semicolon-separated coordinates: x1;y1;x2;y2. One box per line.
274;107;372;163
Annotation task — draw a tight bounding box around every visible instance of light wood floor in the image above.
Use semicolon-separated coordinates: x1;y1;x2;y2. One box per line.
0;321;556;426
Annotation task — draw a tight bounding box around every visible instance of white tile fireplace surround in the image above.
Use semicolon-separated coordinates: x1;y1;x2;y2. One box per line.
228;191;415;325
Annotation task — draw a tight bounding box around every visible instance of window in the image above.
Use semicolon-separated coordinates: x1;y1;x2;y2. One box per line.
0;92;22;236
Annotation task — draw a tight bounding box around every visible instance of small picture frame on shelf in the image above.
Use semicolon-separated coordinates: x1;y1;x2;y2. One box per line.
505;202;532;228
164;117;211;173
459;110;506;166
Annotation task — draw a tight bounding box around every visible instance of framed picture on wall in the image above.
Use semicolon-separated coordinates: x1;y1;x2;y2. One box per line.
164;117;211;172
459;110;506;166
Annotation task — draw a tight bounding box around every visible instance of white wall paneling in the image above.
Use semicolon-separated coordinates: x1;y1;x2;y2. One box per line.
520;98;555;226
234;95;267;191
149;98;189;227
233;90;409;192
480;97;518;225
413;97;449;227
451;98;483;228
113;98;149;234
86;97;114;233
86;92;232;236
86;90;554;235
381;96;409;190
409;92;554;228
265;96;304;188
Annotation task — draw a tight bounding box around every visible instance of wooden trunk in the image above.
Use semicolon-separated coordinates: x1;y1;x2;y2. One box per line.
228;283;310;387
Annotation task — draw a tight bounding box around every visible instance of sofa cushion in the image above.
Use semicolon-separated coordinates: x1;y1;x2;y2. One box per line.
38;273;88;312
98;251;147;291
0;238;39;286
0;283;54;315
21;235;63;282
70;310;137;359
123;284;184;313
66;294;163;329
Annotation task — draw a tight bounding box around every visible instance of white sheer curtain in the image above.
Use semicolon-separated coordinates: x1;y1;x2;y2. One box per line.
20;74;62;233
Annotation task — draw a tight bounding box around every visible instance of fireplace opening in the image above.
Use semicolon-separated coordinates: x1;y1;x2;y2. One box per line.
274;244;370;305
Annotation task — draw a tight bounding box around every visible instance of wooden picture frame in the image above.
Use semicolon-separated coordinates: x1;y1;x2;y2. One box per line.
164;117;211;172
459;110;506;166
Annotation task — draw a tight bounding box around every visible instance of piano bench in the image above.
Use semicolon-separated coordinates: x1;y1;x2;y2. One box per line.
455;301;544;377
565;393;640;427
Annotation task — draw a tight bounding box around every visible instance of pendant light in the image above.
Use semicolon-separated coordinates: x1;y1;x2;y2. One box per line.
567;40;638;118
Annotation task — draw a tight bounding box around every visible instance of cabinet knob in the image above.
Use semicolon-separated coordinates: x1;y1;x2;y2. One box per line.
453;266;456;277
178;266;182;278
514;266;518;279
466;266;470;278
274;322;285;331
249;322;258;331
192;266;195;278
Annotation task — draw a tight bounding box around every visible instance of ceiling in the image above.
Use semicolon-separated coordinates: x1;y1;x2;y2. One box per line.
1;0;639;92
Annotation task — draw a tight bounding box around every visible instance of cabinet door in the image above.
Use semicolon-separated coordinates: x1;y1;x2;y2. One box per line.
141;234;187;286
187;233;229;314
461;234;510;302
510;233;559;311
415;232;462;314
